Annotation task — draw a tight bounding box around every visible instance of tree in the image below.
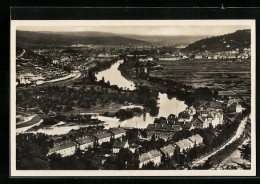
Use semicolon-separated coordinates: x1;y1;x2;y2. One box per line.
240;143;251;162
16;133;51;170
64;104;73;112
141;161;157;170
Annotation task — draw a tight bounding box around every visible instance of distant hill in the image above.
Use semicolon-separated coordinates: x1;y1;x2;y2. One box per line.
182;29;251;52
121;35;210;46
16;31;149;48
16;30;211;48
41;31;209;46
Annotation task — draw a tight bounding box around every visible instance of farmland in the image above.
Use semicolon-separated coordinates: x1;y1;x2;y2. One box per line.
149;59;251;98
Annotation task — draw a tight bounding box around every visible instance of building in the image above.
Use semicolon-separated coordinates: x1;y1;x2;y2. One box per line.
194;54;203;59
159;57;178;61
129;143;140;153
93;132;111;145
160;144;175;159
174;139;193;153
178;111;193;122
146;123;182;141
75;137;94;151
187;134;203;147
109;128;126;140
112;140;129;154
236;103;244;113
197;109;223;128
48;140;77;157
139;149;162;168
191;117;204;129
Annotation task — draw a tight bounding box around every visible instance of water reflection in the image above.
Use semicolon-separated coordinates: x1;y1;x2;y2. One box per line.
95;60;136;90
32;60;187;135
121;93;187;129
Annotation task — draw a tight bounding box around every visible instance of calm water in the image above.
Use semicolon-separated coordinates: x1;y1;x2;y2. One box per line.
28;60;187;135
95;60;136;91
96;60;187;129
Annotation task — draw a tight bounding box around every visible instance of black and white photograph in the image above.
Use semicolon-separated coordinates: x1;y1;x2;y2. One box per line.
10;20;256;176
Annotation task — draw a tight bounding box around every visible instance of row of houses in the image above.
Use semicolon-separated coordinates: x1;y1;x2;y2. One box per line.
138;134;203;168
48;128;126;157
146;107;223;141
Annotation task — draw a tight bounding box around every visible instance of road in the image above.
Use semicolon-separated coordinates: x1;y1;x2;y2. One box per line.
36;70;82;85
17;49;26;58
192;116;248;167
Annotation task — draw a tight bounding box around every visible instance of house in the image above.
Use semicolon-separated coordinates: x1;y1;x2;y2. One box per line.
182;121;194;130
187;134;203;147
228;98;241;107
197;110;223;128
227;55;236;59
75;137;94;151
159;57;178;61
160;144;175;159
146;123;182;141
174;139;193;153
48;140;77;157
194;54;203;59
112;140;129;154
139;149;162;168
129;143;141;153
191;117;204;129
236;103;244;113
178;111;193;122
93;132;111;145
109;128;126;140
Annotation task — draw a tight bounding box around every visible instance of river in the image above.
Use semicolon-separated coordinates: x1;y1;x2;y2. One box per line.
26;60;187;135
95;60;187;129
95;60;136;91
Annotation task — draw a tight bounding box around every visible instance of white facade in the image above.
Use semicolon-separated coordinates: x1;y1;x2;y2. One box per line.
78;142;93;151
139;155;161;168
236;104;244;113
55;147;76;157
48;146;76;157
97;137;111;145
114;132;126;139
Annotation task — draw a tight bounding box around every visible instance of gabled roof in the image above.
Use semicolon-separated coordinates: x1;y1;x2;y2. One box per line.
112;141;128;149
93;132;111;139
139;149;162;163
192;117;204;125
49;141;76;153
109;128;126;135
188;134;203;144
146;124;181;132
160;145;175;156
75;137;94;145
175;139;192;149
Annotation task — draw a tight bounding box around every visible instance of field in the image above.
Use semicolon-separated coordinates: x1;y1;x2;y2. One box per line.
150;59;251;98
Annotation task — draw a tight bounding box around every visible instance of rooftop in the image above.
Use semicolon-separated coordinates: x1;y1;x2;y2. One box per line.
93;132;111;139
49;140;76;153
160;144;175;156
147;124;182;132
112;141;128;149
75;137;94;145
139;149;162;163
175;139;192;149
109;128;126;135
188;134;203;144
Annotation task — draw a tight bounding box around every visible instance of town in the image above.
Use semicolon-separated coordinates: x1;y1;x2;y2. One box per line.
16;28;252;170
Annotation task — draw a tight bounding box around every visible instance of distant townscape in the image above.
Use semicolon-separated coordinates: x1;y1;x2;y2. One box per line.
16;28;251;171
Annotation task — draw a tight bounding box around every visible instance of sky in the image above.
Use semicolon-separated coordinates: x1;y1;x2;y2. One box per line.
17;25;250;36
